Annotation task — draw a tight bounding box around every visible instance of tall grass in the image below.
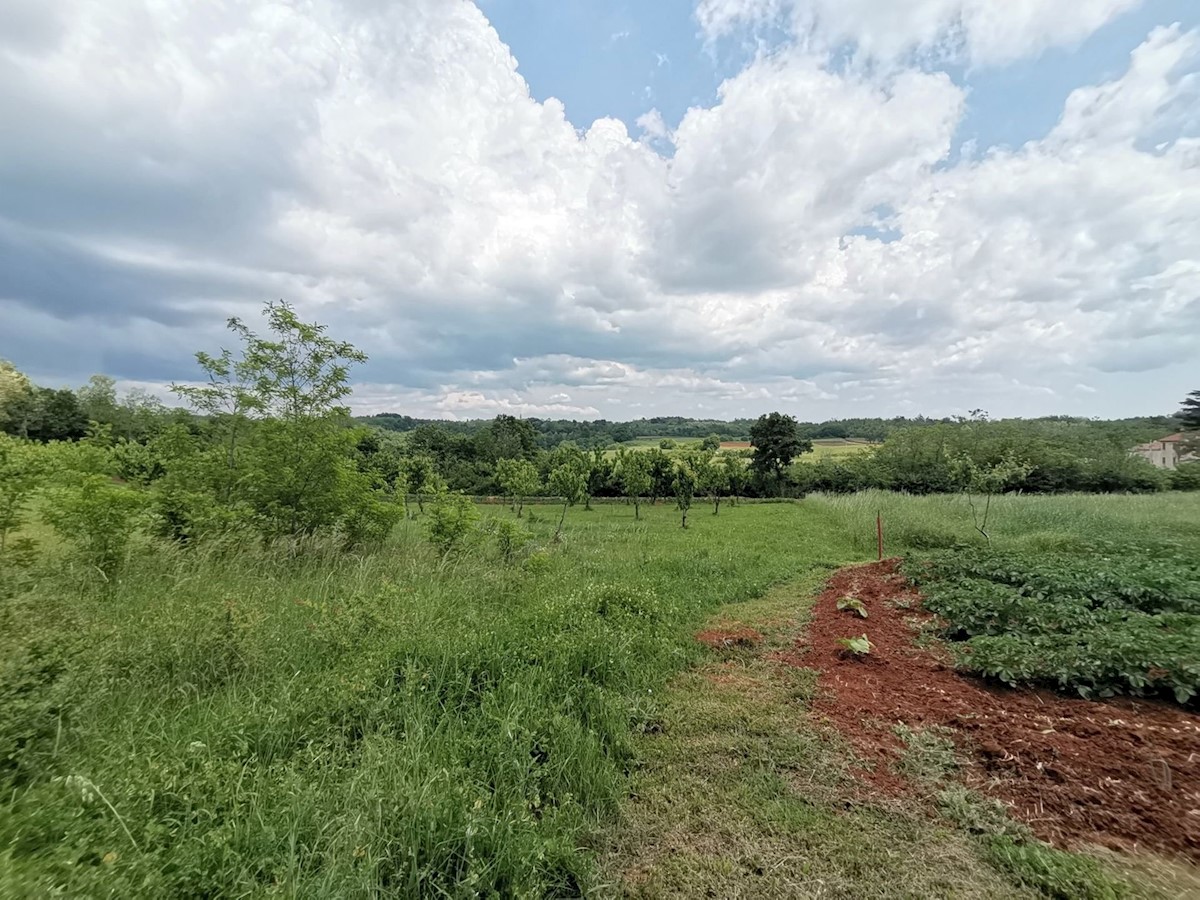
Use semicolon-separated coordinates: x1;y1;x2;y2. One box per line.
816;490;1200;556
0;502;856;897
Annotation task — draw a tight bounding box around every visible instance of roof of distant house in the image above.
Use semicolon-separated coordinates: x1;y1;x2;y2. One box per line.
1132;433;1184;451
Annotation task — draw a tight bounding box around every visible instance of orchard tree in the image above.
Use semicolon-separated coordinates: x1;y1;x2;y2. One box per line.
616;449;652;519
400;454;442;515
951;450;1033;543
719;451;748;506
750;412;811;495
496;457;541;517
672;456;697;529
697;452;730;515
549;461;587;541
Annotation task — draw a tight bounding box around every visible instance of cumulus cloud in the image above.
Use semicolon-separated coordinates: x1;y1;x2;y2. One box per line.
0;0;1196;420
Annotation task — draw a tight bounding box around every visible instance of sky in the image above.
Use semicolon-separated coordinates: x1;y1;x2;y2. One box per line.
1;0;1197;422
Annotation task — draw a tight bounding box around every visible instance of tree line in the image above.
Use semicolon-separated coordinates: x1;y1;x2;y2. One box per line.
2;304;1196;582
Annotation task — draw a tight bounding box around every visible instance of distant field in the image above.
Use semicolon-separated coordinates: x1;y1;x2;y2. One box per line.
608;437;878;458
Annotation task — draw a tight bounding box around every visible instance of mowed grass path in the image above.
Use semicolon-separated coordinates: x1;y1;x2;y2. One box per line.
2;501;859;897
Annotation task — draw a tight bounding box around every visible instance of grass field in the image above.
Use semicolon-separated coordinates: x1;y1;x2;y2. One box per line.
3;492;1197;896
816;489;1200;555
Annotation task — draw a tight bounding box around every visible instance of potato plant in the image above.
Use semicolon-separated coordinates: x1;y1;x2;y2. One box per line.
905;549;1200;704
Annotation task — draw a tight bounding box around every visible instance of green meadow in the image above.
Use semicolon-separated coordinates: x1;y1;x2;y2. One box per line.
5;493;1197;896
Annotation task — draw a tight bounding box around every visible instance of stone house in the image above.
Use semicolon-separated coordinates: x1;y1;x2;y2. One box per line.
1131;433;1195;470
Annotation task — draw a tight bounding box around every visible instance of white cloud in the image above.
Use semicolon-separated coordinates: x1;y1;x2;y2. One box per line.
695;0;1143;67
0;0;1196;421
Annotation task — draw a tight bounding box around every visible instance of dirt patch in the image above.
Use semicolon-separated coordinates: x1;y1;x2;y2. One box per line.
718;441;752;450
794;559;1200;861
695;626;762;650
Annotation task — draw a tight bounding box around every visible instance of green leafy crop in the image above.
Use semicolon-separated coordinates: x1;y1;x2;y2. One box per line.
904;548;1200;705
836;597;868;618
836;634;873;656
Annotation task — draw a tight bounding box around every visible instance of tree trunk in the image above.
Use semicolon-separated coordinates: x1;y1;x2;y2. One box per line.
681;508;688;529
554;502;567;541
634;499;640;520
517;499;524;518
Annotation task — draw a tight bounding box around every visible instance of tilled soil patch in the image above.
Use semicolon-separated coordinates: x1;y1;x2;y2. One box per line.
794;559;1200;861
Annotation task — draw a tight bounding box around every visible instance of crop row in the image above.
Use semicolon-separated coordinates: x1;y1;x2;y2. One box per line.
905;549;1200;705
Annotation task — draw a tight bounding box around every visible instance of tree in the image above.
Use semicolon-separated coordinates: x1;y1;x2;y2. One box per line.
701;434;721;452
695;452;729;514
672;456;697;528
616;449;652;520
1177;390;1200;430
401;454;444;515
583;447;613;511
719;451;748;506
77;375;121;428
750;412;811;494
1180;390;1200;457
548;462;587;541
0;360;33;435
172;301;385;540
950;450;1033;543
26;388;89;442
495;458;541;517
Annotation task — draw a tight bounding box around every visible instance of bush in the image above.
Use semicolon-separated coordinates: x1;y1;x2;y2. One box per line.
44;475;146;575
485;517;533;562
424;493;479;556
1170;461;1200;491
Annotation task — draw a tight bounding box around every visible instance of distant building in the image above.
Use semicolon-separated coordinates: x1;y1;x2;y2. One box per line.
1131;433;1194;469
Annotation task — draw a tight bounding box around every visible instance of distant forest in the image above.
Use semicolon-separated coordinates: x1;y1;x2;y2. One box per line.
359;412;1179;450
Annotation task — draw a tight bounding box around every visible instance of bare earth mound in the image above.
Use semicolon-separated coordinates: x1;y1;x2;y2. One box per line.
793;560;1200;861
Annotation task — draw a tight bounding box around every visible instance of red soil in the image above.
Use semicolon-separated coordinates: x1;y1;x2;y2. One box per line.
718;441;752;450
795;560;1200;861
695;626;763;650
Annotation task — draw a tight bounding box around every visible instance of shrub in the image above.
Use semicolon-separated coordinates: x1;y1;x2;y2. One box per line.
1170;461;1200;491
424;493;479;556
43;476;146;575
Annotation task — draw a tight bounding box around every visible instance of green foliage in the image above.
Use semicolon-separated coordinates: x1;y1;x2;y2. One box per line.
750;412;811;493
0;500;860;896
0;434;48;554
1170;461;1200;491
1178;388;1200;431
44;475;146;575
615;449;652;519
671;455;697;528
495;457;541;516
835;634;872;655
484;517;533;563
836;596;867;618
700;434;721;452
907;548;1200;704
548;461;587;540
423;492;479;556
166;301;393;543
